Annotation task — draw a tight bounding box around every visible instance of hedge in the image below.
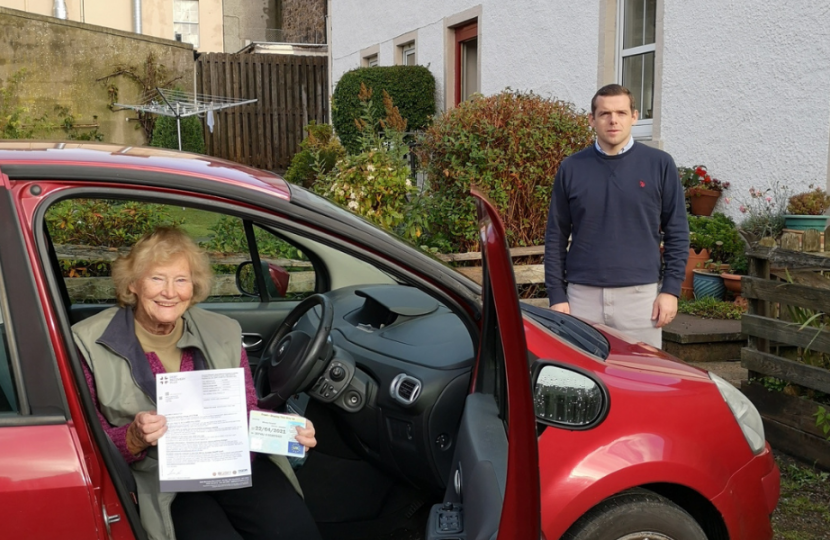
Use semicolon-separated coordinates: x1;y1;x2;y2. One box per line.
151;115;206;154
332;66;435;154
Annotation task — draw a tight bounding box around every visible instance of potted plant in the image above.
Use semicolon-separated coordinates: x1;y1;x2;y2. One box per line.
684;214;746;299
680;165;730;216
784;186;830;231
692;267;726;300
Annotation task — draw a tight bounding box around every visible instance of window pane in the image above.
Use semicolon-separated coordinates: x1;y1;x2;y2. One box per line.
623;0;656;49
461;38;479;101
622;51;654;119
0;305;18;414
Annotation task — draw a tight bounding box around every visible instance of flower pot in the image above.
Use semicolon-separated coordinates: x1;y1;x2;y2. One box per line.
693;270;725;300
783;214;830;231
720;273;742;295
682;248;711;300
687;188;721;216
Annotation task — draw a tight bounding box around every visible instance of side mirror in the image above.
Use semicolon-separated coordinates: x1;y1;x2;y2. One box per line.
235;261;291;299
532;362;606;428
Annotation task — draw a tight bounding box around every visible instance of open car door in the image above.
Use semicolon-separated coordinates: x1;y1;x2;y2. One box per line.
429;188;541;540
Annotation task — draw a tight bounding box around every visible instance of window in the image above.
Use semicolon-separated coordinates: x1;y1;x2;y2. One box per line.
365;54;379;67
44;200;316;306
361;44;380;67
618;0;656;138
0;273;19;414
401;42;416;66
174;0;200;48
455;22;479;105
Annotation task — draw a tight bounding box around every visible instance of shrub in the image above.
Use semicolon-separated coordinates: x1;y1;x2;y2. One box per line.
687;213;745;267
415;90;594;252
332;66;435;154
151;115;206;154
46;199;181;277
284;122;346;189
787;186;830;216
315;85;423;242
678;297;745;320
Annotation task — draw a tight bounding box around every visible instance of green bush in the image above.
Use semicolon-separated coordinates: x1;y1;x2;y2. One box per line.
415;90;594;252
46;199;181;277
688;212;746;268
284;122;346;189
315;86;423;243
151;115;206;154
332;66;435;154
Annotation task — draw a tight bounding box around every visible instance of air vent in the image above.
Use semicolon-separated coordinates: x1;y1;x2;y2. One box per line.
390;373;422;405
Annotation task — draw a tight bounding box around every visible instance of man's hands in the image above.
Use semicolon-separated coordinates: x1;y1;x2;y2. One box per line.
126;411;167;456
651;292;678;328
550;302;570;314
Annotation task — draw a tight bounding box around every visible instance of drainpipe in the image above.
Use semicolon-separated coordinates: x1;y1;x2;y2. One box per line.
133;0;142;34
53;0;67;19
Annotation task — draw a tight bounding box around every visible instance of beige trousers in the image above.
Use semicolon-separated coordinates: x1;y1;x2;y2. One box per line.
567;282;662;348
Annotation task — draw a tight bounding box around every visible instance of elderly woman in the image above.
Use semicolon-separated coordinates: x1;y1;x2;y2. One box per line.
72;226;321;540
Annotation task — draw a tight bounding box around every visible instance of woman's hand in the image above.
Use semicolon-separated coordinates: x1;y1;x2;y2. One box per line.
126;411;168;456
295;418;317;452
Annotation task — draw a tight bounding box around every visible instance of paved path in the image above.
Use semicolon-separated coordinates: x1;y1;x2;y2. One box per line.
687;361;747;388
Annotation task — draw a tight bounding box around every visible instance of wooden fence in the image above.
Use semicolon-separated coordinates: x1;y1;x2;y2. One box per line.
196;53;328;171
740;246;830;468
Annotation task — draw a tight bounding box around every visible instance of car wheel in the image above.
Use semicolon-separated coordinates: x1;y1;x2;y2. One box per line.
562;488;708;540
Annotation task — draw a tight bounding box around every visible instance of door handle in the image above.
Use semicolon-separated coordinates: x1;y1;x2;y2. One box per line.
242;334;264;351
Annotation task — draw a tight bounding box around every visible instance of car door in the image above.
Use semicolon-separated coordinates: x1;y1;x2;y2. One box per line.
439;189;540;540
0;171;110;539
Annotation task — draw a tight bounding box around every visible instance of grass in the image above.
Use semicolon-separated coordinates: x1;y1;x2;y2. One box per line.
164;206;221;240
678;296;746;319
773;453;830;539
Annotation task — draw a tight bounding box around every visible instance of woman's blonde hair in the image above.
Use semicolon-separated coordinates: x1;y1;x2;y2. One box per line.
111;226;213;307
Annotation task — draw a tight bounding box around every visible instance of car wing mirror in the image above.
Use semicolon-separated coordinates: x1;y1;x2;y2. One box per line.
531;361;608;428
235;261;290;299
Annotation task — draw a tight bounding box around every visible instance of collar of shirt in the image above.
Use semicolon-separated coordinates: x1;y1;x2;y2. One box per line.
595;136;634;156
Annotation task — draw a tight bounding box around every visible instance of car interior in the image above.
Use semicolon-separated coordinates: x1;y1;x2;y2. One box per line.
36;190;492;540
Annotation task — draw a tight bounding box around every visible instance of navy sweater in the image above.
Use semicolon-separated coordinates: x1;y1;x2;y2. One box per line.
544;142;689;306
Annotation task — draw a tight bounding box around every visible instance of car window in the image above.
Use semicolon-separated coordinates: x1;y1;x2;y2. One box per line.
0;271;19;414
45;199;316;305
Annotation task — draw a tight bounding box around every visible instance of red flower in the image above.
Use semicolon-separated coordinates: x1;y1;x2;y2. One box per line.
703;175;712;184
695;167;706;176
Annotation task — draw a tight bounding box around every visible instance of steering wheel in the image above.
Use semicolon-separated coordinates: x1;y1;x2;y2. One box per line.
256;294;334;410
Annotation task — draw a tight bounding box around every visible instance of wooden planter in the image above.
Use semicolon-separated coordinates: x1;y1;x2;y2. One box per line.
741;381;830;470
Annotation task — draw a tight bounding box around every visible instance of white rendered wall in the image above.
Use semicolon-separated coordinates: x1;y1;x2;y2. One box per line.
660;2;830;219
329;0;600;113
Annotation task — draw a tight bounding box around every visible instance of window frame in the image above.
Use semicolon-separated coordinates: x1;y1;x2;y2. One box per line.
454;21;479;106
173;0;200;48
616;0;656;139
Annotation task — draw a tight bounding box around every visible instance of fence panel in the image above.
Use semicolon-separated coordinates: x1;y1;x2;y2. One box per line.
197;53;328;171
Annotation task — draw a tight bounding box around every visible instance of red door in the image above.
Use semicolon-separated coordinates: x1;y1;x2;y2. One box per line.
473;187;541;539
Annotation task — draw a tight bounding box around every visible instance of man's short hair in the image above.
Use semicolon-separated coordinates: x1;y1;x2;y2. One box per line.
591;84;636;115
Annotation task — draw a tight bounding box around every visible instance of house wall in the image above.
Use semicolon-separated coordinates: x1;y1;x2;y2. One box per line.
660;1;830;210
330;0;830;221
329;0;599;113
223;0;273;53
0;0;225;52
0;7;194;146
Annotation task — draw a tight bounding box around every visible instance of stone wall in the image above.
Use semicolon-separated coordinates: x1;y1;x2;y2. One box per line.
282;0;326;44
0;7;194;146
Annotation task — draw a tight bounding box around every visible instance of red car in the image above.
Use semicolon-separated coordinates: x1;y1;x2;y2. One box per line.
0;142;778;540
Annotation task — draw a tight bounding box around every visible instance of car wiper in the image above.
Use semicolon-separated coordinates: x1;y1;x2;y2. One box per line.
520;302;610;360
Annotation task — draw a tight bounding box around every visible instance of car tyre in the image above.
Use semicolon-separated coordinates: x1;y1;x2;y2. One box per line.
562;488;708;540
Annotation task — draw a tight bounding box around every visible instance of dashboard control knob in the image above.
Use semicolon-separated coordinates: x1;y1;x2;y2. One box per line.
329;365;346;382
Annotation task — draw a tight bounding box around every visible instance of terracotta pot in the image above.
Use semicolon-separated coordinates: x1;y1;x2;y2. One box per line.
687;187;721;216
721;273;742;295
681;248;711;300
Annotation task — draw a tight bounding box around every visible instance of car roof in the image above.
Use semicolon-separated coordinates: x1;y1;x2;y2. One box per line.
0;141;291;200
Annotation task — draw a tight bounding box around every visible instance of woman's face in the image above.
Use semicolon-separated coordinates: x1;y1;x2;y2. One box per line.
129;255;194;332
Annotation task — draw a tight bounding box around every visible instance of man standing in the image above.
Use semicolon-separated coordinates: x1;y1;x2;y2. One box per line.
544;84;689;348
